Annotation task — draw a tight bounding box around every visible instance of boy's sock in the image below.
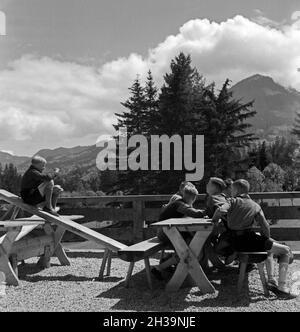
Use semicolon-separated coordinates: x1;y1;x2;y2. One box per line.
278;262;289;292
266;255;276;284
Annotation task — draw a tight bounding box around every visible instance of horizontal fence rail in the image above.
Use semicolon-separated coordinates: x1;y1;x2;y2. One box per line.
2;192;300;245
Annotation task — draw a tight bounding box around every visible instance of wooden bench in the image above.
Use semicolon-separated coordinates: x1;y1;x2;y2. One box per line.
0;189;128;285
0;220;46;286
118;237;168;289
237;251;269;296
236;230;291;296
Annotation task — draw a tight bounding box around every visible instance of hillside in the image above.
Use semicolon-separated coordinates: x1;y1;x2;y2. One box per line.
230;74;300;139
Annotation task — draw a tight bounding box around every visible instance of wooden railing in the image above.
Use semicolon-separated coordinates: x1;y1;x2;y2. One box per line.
55;192;300;245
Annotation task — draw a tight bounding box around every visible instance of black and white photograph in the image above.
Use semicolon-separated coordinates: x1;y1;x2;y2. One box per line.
0;0;300;315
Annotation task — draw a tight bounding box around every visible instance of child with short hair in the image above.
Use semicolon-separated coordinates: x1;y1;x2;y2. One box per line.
152;185;205;280
205;177;227;218
212;179;296;299
166;181;195;206
20;155;63;216
204;177;235;264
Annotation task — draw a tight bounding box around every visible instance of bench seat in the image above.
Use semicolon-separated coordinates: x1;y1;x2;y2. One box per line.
118;237;167;262
118;237;169;289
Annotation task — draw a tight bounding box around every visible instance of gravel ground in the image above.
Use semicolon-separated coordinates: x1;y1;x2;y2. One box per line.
0;255;300;312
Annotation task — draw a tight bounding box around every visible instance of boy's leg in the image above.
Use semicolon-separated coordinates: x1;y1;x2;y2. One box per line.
38;180;54;210
268;242;296;296
265;253;276;284
52;185;63;210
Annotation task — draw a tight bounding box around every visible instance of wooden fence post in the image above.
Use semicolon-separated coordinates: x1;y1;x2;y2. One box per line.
132;200;145;243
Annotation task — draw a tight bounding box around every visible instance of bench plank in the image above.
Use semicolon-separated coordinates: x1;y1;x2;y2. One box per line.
0;190;127;252
118;237;167;262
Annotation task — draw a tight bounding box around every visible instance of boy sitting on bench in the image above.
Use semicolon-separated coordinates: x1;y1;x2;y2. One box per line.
20;155;63;216
205;177;235;264
212;179;297;299
166;181;195;206
152;184;205;279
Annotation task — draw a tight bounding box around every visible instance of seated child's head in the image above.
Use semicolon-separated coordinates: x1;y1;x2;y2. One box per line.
206;177;226;196
223;178;234;197
178;181;195;196
232;179;250;197
31;155;47;172
182;185;198;206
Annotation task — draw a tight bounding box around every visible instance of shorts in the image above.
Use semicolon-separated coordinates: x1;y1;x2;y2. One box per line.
232;231;273;252
21;188;45;205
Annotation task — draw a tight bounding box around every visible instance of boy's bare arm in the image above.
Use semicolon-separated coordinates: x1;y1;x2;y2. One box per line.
177;202;205;218
255;209;270;238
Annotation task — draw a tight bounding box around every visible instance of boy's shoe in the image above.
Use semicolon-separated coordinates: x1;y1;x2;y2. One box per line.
267;280;278;293
246;263;256;273
273;288;299;300
43;207;59;216
225;252;237;265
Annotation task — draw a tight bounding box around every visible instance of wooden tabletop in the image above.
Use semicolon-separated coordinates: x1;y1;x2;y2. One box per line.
14;215;84;221
0;221;45;228
151;218;212;227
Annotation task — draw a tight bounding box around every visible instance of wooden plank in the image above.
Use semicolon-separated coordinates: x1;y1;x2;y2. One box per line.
60;208;134;222
0;221;44;228
0;190;127;252
118;237;166;262
15;224;41;242
132;200;144;242
151;218;212;227
263;206;300;219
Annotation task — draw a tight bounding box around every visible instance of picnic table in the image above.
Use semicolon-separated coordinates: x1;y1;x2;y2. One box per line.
151;218;216;294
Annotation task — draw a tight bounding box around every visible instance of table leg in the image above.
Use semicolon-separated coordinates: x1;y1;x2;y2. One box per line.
163;226;215;294
0;227;22;286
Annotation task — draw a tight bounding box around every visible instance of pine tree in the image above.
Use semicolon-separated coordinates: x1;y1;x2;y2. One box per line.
198;79;257;184
152;53;203;193
1;163;22;194
114;76;146;135
292;111;300;139
113;76;149;194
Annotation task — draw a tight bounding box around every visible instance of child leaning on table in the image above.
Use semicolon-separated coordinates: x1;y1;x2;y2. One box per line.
212;179;297;299
151;185;205;280
157;184;205;243
164;181;195;207
20;155;63;216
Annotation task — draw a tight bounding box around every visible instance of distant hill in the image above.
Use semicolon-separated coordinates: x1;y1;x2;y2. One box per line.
230;74;300;139
18;145;101;173
0;151;29;169
5;74;300;173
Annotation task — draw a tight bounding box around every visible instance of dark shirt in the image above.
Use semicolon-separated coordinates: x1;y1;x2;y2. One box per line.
20;165;54;195
159;198;204;221
218;194;264;231
205;193;227;218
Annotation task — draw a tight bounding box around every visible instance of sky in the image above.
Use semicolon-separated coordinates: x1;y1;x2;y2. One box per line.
0;0;300;156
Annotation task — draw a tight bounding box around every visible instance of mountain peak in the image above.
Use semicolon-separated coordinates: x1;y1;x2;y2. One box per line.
238;74;275;85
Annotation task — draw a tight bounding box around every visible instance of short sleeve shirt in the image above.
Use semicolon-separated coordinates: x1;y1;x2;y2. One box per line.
219;194;262;231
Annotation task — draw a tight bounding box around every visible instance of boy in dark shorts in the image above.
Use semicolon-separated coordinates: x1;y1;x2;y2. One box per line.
20;155;63;216
212;179;297;299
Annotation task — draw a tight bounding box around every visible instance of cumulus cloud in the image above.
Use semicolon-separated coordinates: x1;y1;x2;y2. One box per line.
1;14;300;154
